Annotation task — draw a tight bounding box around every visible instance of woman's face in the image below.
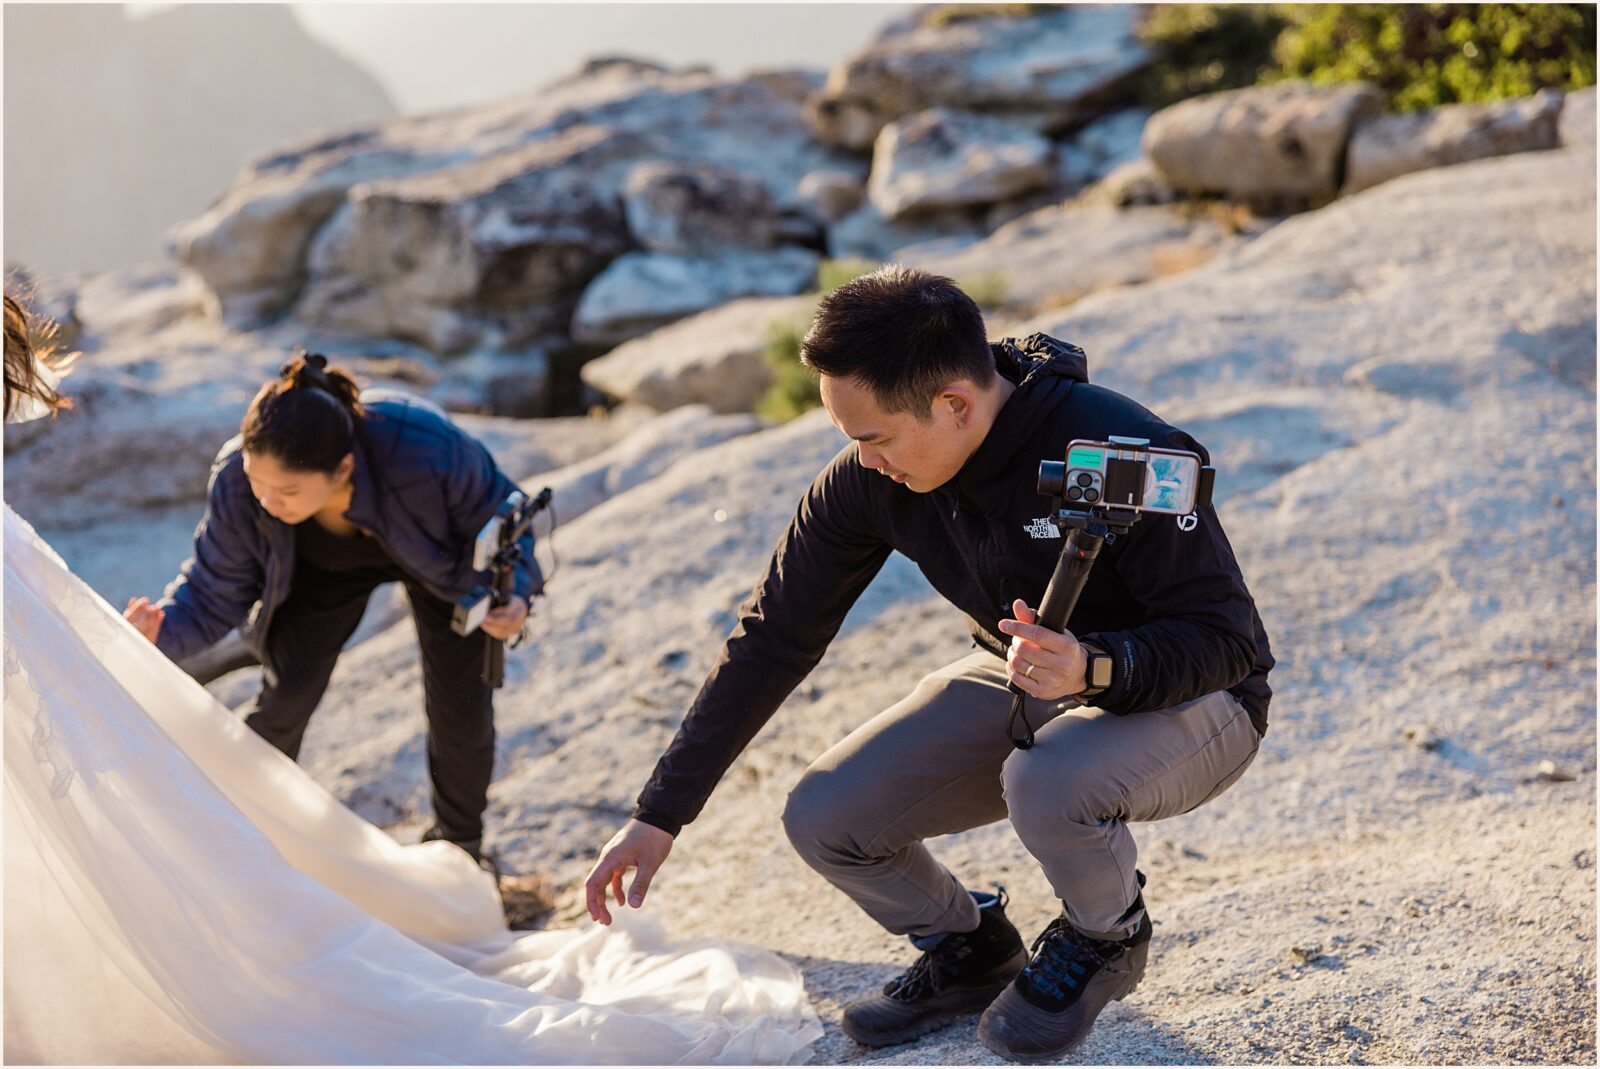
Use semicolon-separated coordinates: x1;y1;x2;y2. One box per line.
241;451;353;524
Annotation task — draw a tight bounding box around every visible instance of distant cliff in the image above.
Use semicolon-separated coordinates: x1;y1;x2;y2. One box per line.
2;3;396;274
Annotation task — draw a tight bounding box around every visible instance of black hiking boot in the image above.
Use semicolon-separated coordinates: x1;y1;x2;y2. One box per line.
841;889;1028;1048
977;884;1153;1063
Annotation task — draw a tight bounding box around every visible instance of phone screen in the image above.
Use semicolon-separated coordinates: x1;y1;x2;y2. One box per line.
1143;453;1200;515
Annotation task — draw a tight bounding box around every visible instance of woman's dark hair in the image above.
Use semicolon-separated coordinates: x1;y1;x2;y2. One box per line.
240;350;364;473
800;264;994;419
4;292;72;420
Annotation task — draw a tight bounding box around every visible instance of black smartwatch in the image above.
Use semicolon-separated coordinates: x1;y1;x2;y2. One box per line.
1074;642;1113;701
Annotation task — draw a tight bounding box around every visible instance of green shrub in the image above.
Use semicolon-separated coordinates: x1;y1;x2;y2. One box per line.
757;261;882;423
1135;4;1596;112
1136;5;1292;108
1270;4;1597;110
754;310;821;424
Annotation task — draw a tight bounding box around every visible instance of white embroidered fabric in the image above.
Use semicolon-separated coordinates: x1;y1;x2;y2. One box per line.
2;502;821;1065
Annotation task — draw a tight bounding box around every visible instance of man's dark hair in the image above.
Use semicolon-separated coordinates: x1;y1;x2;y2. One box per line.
800;265;994;418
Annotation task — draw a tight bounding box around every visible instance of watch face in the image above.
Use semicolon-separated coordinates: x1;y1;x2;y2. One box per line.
1090;655;1112;688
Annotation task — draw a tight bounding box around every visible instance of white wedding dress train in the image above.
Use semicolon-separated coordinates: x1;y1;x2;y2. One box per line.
3;502;821;1065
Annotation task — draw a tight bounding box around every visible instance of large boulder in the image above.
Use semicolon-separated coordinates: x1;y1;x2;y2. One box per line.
1561;86;1596;148
1144;81;1385;205
293;126;646;355
580;294;816;413
807;5;1149;151
794;169;867;224
867;108;1057;220
173;59;849;347
624;161;780;254
1342;90;1564;195
168;128;436;328
570;248;820;347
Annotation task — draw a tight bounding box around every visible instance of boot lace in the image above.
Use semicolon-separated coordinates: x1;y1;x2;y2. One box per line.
882;938;972;1001
1020;917;1120;1003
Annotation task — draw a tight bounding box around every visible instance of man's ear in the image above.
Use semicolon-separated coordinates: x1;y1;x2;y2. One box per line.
337;452;356;482
940;385;976;428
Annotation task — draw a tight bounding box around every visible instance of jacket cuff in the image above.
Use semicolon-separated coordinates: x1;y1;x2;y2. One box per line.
631;806;682;838
152;606;197;663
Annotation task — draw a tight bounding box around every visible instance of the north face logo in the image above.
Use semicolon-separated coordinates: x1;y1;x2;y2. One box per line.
1024;518;1060;539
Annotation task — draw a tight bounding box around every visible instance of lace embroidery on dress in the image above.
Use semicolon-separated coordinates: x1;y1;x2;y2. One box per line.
7;636;75;798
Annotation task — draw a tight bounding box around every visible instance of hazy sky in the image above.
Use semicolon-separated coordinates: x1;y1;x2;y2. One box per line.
140;3;908;115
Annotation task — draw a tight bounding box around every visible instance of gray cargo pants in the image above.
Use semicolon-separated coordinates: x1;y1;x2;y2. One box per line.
782;651;1259;941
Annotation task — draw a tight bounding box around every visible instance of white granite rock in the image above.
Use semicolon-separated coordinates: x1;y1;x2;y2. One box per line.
624;160;781;255
794;169;868;224
867;108;1056;219
807;5;1150;150
1343;90;1564;195
1561;85;1596;148
1144;81;1385;203
174;59;848;350
581;295;816;413
570;248;820;348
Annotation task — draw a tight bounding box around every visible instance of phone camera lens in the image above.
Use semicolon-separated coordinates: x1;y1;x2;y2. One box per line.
1075;472;1094;488
1066;487;1083;501
1084;489;1100;503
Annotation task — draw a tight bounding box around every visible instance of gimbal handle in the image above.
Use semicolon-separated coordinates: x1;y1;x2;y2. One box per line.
482;487;554;689
1005;507;1138;750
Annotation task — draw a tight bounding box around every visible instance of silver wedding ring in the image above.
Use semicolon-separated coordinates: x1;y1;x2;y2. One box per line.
1024;663;1035;679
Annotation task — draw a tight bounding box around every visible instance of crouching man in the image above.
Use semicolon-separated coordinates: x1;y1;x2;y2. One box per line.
584;266;1273;1060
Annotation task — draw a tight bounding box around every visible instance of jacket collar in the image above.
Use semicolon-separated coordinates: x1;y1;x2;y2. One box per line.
938;333;1089;517
343;430;384;531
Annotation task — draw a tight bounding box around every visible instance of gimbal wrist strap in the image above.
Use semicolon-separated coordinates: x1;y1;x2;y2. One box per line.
1006;688;1036;750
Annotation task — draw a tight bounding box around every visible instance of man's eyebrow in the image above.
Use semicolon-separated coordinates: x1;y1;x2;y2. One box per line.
850;431;885;443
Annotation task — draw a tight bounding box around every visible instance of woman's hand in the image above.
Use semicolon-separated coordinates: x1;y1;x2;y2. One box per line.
123;596;164;644
479;600;528;641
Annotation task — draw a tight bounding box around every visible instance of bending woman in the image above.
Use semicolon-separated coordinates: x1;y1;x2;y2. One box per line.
125;352;538;861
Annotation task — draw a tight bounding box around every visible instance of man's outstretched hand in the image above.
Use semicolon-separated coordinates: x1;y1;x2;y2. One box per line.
585;818;673;925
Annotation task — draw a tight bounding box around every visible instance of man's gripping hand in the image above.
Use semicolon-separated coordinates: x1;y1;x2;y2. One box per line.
998;598;1088;701
584;818;673;925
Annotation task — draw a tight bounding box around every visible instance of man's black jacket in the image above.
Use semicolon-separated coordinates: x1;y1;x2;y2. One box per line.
634;335;1274;836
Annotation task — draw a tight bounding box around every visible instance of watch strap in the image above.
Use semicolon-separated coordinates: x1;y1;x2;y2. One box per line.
1074;641;1112;699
